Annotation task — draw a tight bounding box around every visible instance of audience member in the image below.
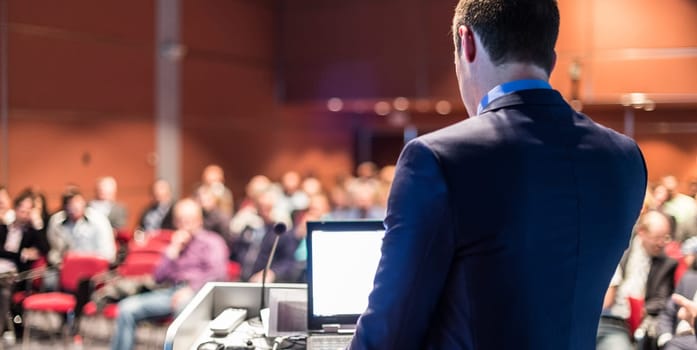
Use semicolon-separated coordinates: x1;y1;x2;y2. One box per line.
0;187;14;225
672;294;697;331
237;175;272;213
89;176;128;229
327;183;352;218
138;179;175;232
328;180;385;219
356;161;378;181
229;187;297;283
194;185;230;239
291;193;331;282
687;178;697;199
0;191;49;272
46;187;116;267
660;176;697;242
657;237;697;350
277;171;310;216
598;210;677;350
0;190;49;337
110;198;228;350
377;165;396;208
201;164;234;217
300;176;323;197
30;189;50;231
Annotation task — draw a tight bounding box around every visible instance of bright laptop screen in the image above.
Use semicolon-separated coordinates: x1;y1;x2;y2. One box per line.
306;221;385;330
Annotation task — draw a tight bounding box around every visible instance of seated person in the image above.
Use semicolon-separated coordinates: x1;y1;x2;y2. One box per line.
45;187;115;290
195;185;230;239
138;179;175;232
672;294;697;341
110;199;228;350
0;190;49;335
0;190;49;273
89;176;128;230
0;186;14;225
657;237;697;350
229;187;297;283
598;210;677;350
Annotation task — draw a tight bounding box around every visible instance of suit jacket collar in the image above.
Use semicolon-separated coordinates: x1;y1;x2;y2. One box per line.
479;89;568;115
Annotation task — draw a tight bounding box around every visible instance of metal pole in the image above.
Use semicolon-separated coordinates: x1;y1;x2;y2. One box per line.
624;107;635;139
155;0;182;198
0;0;9;185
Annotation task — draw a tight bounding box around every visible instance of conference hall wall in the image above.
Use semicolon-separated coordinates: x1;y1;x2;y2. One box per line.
1;0;695;230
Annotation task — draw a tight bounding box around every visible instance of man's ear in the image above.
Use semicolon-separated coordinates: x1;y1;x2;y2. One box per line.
459;25;476;63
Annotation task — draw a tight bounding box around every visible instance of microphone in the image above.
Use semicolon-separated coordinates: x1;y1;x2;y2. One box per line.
260;222;287;313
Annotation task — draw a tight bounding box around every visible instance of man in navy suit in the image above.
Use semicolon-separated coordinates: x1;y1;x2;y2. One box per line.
349;0;647;349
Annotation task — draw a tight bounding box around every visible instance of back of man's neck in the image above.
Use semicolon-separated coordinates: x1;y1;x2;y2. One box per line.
487;62;550;90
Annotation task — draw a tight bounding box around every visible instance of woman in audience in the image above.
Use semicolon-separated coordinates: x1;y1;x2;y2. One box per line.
0;190;50;338
0;187;14;225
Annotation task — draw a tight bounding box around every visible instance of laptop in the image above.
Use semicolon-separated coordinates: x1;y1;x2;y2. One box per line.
305;220;386;350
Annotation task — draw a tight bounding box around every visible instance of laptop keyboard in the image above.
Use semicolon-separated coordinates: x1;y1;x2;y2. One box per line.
307;335;354;350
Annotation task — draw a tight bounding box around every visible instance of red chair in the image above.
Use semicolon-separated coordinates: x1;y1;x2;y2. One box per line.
227;261;241;281
79;253;162;345
147;229;174;243
115;229;133;244
628;297;645;335
21;253;110;349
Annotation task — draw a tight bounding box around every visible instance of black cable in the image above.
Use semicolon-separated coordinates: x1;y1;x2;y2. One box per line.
196;340;224;350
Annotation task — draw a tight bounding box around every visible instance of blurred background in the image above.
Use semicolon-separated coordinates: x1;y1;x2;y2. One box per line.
0;0;696;229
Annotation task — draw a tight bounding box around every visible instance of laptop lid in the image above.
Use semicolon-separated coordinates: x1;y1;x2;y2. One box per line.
306;220;386;332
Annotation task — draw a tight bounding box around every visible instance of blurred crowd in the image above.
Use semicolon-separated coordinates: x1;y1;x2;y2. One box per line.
599;175;697;350
0;162;395;349
4;167;697;350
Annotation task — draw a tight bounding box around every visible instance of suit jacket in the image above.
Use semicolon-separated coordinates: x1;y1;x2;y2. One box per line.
613;245;677;319
230;223;299;282
0;224;49;272
350;89;647;350
137;201;175;231
658;270;697;337
642;253;677;316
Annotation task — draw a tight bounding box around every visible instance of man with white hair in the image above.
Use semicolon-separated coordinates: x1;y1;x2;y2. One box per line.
660;175;697;242
110;198;228;350
89;176;128;229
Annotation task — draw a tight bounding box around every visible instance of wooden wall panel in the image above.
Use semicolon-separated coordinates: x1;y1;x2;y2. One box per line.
179;0;277;200
6;111;155;223
8;0;155;44
281;0;426;100
592;57;697;96
181;0;273;60
550;0;697;101
181;58;274;117
592;0;697;49
8;31;153;113
3;0;156;228
180;109;355;204
2;0;696;225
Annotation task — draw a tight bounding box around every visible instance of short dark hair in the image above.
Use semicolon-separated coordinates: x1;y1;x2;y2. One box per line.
13;188;35;209
61;186;83;210
452;0;559;74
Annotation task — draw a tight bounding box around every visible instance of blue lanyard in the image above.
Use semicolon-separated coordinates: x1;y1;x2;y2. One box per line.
477;79;552;115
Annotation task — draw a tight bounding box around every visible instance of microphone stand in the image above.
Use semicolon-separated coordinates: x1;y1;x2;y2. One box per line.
260;222;287;313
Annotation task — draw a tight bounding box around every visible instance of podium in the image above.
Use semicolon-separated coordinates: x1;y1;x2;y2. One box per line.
164;282;306;350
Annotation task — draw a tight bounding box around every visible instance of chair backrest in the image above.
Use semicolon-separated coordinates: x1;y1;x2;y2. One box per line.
149;229;174;243
128;239;169;255
59;253;111;292
627;297;645;334
118;254;161;277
